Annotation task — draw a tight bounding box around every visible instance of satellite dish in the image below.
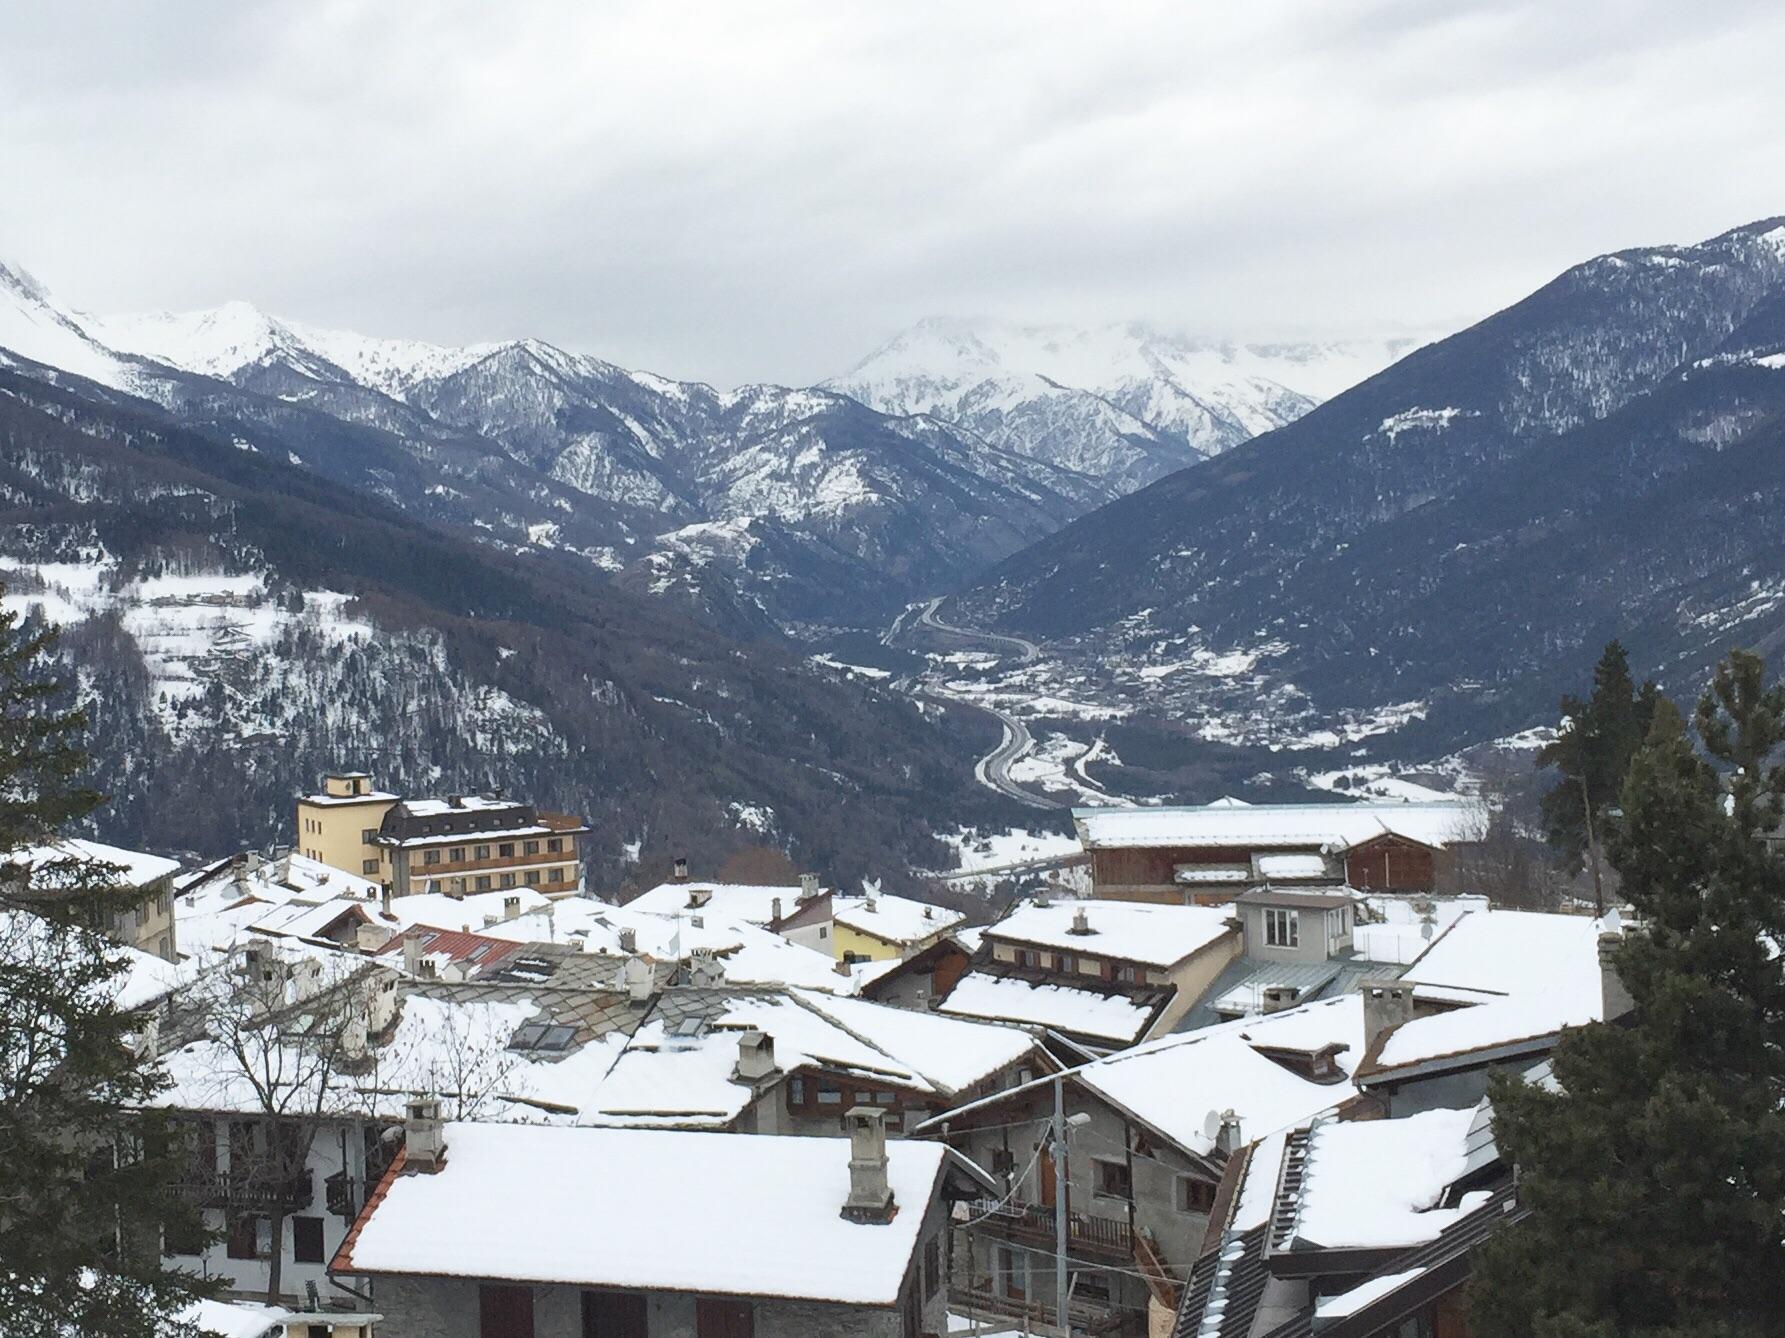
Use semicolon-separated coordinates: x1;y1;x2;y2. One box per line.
1202;1109;1224;1144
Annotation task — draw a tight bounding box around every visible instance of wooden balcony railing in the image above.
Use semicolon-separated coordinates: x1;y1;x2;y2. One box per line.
961;1197;1134;1258
173;1170;314;1212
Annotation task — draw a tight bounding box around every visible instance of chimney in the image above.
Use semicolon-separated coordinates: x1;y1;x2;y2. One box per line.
356;921;392;954
673;857;690;883
1035;887;1051;908
367;973;398;1034
864;894;878;914
1068;907;1092;936
401;931;424;976
503;895;521;920
735;1029;777;1082
771;897;783;924
380;884;393;916
1599;930;1634;1022
448;794;463;808
799;873;820;901
841;1107;895;1223
689;947;724;988
618;927;638;954
1261;984;1299;1015
834;956;853;977
690;914;705;929
404;1097;446;1172
1214;1109;1242;1156
623;955;655;1005
1362;980;1415;1053
342;1014;369;1060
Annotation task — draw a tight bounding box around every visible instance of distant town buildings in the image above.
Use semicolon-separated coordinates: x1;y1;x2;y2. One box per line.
296;772;589;901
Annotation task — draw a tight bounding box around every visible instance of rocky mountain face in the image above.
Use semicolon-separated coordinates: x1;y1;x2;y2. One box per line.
0;362;1012;885
828;316;1420;494
957;218;1785;753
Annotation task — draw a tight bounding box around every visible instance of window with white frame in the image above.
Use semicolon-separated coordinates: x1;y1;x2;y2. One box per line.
1264;907;1299;948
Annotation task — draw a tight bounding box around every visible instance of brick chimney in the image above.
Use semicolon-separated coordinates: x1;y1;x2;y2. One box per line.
404;1097;446;1172
841;1107;895;1223
735;1029;777;1083
1362;980;1414;1054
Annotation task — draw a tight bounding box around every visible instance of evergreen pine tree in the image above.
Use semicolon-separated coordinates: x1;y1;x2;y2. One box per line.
1470;653;1785;1338
0;593;212;1335
1538;640;1660;910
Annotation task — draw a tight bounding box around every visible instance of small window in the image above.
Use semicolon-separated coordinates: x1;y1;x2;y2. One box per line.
423;849;442;866
547;837;563;853
522;839;538;855
1178;1176;1217;1214
361;859;379;875
1014;949;1041;969
817;926;828;939
499;842;515;858
1265;908;1300;948
817;1083;843;1106
361;828;377;845
500;872;517;889
1051;952;1076;972
1093;1158;1132;1201
874;1090;896;1105
475;876;493;892
450;846;466;862
292;1215;325;1264
226;1213;270;1260
788;1076;808;1108
525;869;542;886
475;844;491;860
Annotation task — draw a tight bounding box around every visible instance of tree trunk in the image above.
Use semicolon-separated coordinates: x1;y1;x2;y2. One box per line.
1580;773;1604;917
265;1208;286;1304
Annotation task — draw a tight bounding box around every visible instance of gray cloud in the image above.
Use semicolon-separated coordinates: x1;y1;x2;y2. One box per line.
2;0;1781;385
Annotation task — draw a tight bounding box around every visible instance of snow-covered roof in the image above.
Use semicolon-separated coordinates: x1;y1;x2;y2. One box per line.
4;837;180;887
381;888;554;934
1073;1000;1363;1157
0;906;186;1013
501;901;847;993
832;893;964;946
1074;801;1483;851
180;1298;291;1338
1255;853;1331;880
1367;910;1615;1075
339;1122;948;1304
1288;1106;1486;1250
625;881;823;926
938;972;1158;1044
298;789;399;807
792;990;1039;1095
986;898;1235;967
401;795;520;817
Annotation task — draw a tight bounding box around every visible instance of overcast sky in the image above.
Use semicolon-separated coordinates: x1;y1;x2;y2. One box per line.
2;0;1782;386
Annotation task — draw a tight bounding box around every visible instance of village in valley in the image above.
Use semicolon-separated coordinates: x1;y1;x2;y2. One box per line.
10;758;1624;1338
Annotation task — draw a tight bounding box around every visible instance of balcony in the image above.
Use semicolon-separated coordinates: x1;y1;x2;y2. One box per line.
173;1170;313;1212
324;1170;363;1220
948;1282;1128;1336
962;1197;1134;1259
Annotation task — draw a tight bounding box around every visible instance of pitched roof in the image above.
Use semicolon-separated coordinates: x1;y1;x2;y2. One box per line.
832;893;965;946
333;1122;948;1305
938;970;1164;1045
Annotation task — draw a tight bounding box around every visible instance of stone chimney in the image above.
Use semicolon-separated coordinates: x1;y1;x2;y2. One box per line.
771;897;783;924
1362;980;1415;1054
401;930;425;976
799;873;821;901
1599;930;1634;1022
404;1097;446;1172
1261;984;1299;1015
688;947;725;988
618;927;637;955
503;895;521;921
841;1107;895;1223
673;857;690;883
735;1029;777;1082
356;921;392;954
623;955;655;1005
1068;906;1092;936
1214;1109;1242;1156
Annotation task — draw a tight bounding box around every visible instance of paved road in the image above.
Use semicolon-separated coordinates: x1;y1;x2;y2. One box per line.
902;597;1062;810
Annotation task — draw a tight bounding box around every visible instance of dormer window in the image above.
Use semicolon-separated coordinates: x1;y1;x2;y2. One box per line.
1265;908;1300;948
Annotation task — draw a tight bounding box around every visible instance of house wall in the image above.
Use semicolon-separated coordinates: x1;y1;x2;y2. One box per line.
363;1197;949;1338
780;919;834;954
1344;838;1438;893
1148;936;1244;1035
167;1115;377;1304
388;839;581;900
833;923;905;963
109;872;178;961
948;1084;1217;1331
297;797;396;883
1235;904;1353;966
1090;847;1265;903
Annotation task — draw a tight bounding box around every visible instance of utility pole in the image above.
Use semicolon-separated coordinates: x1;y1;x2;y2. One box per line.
1054;1074;1068;1338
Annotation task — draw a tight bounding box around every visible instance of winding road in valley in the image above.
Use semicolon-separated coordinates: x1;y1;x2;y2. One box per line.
901;598;1062;810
